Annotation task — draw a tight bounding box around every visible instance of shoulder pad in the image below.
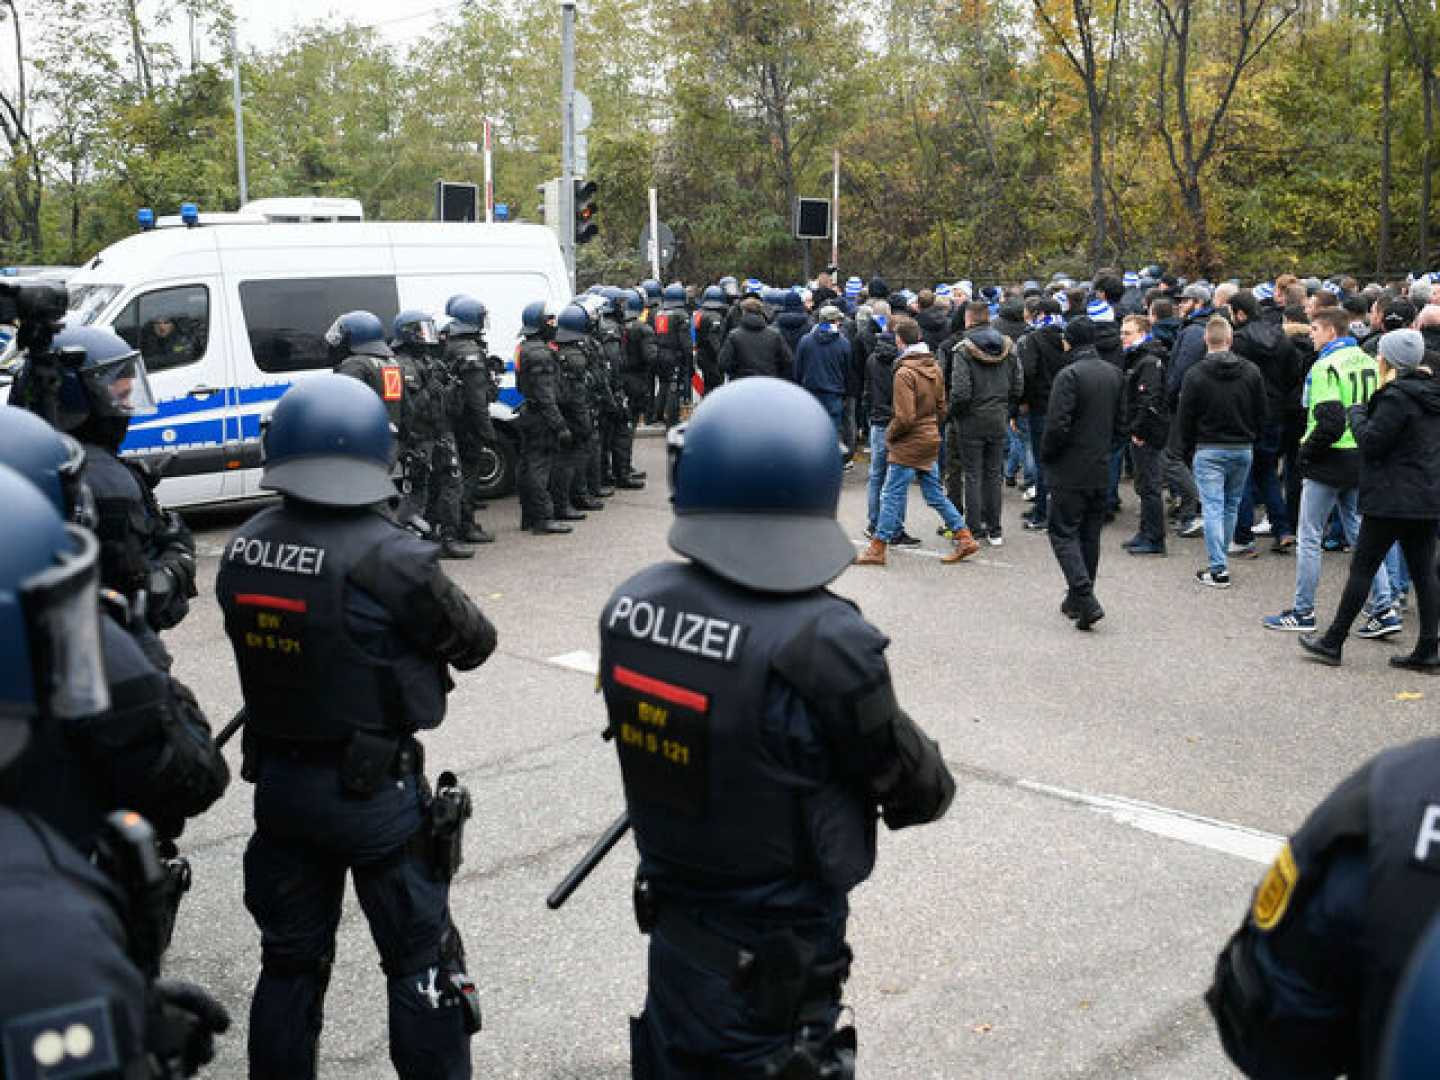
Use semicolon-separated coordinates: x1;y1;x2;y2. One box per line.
772;601;890;700
2;997;124;1080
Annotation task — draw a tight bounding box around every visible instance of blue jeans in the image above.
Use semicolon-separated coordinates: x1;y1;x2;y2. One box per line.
1235;422;1290;542
1027;413;1049;517
1387;542;1411;599
1294;479;1391;615
866;423;890;531
1193;446;1253;572
876;459;965;542
813;391;844;439
1006;417;1034;485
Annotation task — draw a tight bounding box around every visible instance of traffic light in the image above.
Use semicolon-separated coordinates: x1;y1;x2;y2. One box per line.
574;179;598;245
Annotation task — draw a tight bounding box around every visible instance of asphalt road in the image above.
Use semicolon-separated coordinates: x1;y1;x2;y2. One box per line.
166;432;1436;1078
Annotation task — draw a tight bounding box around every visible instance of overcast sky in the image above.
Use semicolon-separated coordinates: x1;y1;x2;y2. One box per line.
233;0;454;50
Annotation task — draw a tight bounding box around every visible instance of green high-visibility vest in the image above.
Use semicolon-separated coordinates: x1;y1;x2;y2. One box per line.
1302;344;1378;449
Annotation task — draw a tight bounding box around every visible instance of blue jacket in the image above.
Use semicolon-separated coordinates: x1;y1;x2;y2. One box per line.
794;324;851;396
1166;308;1214;410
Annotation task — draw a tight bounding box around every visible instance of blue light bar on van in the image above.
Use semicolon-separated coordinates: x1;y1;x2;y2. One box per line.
137;208;156;231
180;202;199;227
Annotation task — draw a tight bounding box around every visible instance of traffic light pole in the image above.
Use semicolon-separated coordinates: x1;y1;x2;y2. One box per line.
560;0;577;291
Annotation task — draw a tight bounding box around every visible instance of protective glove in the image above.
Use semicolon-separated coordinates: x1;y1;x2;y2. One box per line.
557;427;574;449
149;979;230;1076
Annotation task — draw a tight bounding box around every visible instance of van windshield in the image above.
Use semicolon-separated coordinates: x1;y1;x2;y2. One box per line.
65;284;122;326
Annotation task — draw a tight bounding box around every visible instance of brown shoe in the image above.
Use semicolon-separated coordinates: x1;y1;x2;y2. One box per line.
941;528;980;564
854;538;887;566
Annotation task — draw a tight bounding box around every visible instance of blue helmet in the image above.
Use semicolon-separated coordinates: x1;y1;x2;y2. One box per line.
1382;912;1440;1077
555;302;593;343
324;310;391;361
640;279;662;303
701;286;727;311
662;283;687;307
0;463;108;763
521;299;558;336
0;407;93;527
623;288;647;317
261;374;395;507
391;309;439;351
40;326;157;434
718;276;739;299
666;377;850;593
445;294;488;336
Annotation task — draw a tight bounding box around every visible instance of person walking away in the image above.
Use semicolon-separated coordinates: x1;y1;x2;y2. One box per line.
1174;318;1267;588
1298;330;1440;667
855;317;979;566
1230;290;1300;552
949;322;1023;545
793;306;852;440
1119;315;1171;555
1017;298;1069;531
1040;316;1123;629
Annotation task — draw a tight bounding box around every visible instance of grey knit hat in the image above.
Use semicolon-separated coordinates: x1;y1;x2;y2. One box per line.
1379;328;1426;374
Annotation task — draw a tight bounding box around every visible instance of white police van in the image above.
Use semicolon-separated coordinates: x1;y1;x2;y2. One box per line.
49;202;567;508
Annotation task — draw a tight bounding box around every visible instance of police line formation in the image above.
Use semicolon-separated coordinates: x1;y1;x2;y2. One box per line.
4;263;1440;1079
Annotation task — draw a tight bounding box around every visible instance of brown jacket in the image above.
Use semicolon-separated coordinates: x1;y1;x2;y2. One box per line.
887;347;945;467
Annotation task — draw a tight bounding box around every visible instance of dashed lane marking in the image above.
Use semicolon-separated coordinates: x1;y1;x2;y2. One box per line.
548;650;600;676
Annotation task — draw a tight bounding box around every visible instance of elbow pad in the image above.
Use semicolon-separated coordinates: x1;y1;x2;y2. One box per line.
426;573;497;671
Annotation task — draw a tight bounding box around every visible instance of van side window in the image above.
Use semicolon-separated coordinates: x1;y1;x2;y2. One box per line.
240;277;400;373
112;285;210;373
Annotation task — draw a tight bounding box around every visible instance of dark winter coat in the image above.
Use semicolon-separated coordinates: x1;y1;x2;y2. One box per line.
1151;316;1182;348
949;329;1023;437
1040;346;1124;490
866;333;900;427
994;304;1029;343
1174;350;1268;460
1122;339;1170;447
717;311;790;380
1017;324;1069;416
916;306;952;354
1349;371;1440;519
1233;317;1299;426
1093;320;1125;370
793;324;851;396
1166;308;1215;410
775;311;815;357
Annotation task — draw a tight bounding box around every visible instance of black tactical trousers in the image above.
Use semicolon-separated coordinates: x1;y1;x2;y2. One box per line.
624;373;653;427
653;363;677;429
516;416;558;526
424;434;462;535
455;428;491;524
1047;486;1107;599
607;410;636;482
557;432;592;506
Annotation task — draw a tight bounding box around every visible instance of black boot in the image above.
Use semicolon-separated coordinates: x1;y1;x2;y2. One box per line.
573;496;606;511
554;508;587;522
531;520;573;535
1074;594;1105;631
1299;632;1343;666
460;522;495;544
1391;637;1440;672
614;477;646;490
437;530;475;560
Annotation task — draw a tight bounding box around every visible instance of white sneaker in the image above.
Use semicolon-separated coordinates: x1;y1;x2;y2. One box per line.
1253;519;1273;536
1023;486;1036;501
987;534;1004;547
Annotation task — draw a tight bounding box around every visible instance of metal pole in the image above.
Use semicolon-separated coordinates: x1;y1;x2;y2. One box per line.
648;187;661;281
483;119;494;224
560;0;577;290
230;28;248;206
831;148;840;272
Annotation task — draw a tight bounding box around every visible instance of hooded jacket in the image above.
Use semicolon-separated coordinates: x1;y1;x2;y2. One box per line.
717;310;791;381
994;303;1029;344
1233;317;1299;424
775;309;815;357
1122;338;1170;446
949;328;1023;436
1173;350;1267;460
1349;371;1440;518
915;305;952;353
1040;345;1124;490
887;346;946;468
1166;307;1216;409
865;332;900;427
1092;319;1125;370
793;322;851;396
1017;323;1070;415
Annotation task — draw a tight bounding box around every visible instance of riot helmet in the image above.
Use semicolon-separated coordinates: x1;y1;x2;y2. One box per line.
666;377;850;594
623;289;647;318
391;309;439;351
38;326;157;442
260;374;395;508
640;279;662;305
555;302;593;343
0;407;94;528
324;310;391;364
718;276;739;300
521;299;559;339
1382;911;1440;1078
444;295;488;337
662;283;687;308
700;286;727;311
0;463;109;766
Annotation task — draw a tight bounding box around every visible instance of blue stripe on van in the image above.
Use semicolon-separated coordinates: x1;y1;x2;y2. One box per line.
120;382;291;456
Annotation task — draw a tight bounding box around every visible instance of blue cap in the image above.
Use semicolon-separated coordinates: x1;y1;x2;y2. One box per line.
179;202;199;227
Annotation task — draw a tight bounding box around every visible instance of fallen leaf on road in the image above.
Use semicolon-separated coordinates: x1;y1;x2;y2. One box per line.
972;1023;993;1035
489;593;504;600
1396;692;1424;702
1078;1000;1092;1010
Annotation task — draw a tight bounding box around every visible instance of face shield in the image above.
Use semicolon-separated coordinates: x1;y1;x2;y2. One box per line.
81;349;157;418
666;423;687;501
55;432;96;528
410;319;439;346
20;526;109;720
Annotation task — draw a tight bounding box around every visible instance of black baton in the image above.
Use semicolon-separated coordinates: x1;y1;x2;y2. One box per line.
215;707;247;750
546;811;631;911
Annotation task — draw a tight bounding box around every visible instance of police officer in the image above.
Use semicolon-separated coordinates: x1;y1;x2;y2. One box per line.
442;295;499;545
1208;736;1440;1078
694;286;728;396
515;300;576;535
652;283;692;429
599;377;957;1079
0;463;230;1080
623;288;659;431
0;407;229;854
21;326;197;657
216;374;496;1080
393;309;473;559
576;294;620;501
554;301;604;515
330;309;405;428
601;289;645;490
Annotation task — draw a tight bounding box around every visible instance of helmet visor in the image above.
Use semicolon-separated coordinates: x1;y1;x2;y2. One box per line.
82;350;157;417
665;423;687;498
55;433;96;528
21;526;109;720
411;320;439;346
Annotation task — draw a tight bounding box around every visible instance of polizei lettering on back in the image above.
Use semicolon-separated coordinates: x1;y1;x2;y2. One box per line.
226;536;327;577
608;596;745;664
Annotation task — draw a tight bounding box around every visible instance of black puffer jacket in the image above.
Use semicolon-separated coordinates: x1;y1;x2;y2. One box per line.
866;332;901;426
1122;339;1170;447
1017;324;1069;415
1350;371;1440;518
717;311;790;380
1041;346;1124;490
1233;318;1299;425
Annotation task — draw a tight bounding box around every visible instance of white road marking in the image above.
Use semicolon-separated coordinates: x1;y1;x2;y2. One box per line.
548;650;600;676
1019;780;1284;865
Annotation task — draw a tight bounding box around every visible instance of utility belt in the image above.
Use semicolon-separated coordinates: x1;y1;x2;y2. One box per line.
242;730;422;795
633;877;852;1032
